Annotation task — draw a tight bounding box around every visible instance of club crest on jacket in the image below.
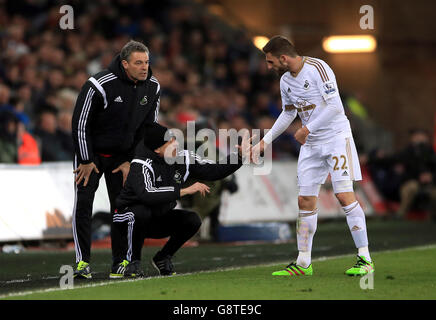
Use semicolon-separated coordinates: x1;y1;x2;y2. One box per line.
140;95;148;105
174;171;182;183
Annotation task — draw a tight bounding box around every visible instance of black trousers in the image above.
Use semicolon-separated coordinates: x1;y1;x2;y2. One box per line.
112;205;202;265
72;154;125;263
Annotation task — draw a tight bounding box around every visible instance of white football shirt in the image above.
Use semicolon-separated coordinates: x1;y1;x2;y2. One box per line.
279;56;351;145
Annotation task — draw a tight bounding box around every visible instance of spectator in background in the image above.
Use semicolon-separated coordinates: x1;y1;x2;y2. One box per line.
181;171;238;242
57;110;74;157
8;97;31;127
0;84;13;111
0;0;326;161
17;119;41;165
33;107;73;161
0;84;31;127
396;129;436;219
16;85;35;123
0;110;18;163
0;108;40;165
367;148;403;203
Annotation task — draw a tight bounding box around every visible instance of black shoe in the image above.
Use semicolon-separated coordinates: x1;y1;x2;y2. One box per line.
152;253;176;276
109;260;129;279
125;260;144;278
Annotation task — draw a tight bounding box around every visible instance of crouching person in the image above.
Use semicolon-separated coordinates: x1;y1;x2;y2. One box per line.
110;123;251;278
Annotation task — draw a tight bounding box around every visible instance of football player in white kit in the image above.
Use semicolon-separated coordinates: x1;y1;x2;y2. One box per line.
252;36;374;276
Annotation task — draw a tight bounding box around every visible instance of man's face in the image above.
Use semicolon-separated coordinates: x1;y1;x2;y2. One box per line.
40;112;57;134
411;132;429;146
122;51;149;81
265;52;288;76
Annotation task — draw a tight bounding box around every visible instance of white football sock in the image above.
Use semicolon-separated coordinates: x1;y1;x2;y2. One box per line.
296;209;318;268
343;201;371;262
296;251;312;269
358;246;371;262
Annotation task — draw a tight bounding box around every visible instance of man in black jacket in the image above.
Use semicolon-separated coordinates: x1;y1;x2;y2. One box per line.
71;40;161;278
110;123;251;278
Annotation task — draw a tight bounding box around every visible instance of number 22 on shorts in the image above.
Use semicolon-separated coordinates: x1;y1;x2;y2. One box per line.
332;155;348;171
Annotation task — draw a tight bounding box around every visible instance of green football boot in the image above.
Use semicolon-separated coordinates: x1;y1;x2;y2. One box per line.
74;261;92;279
109;260;129;279
345;255;374;276
272;262;313;276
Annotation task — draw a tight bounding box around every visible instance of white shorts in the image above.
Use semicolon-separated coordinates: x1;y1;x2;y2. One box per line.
297;136;362;195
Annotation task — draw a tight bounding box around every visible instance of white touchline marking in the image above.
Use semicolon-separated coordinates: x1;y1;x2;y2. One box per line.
4;279;31;284
1;244;435;299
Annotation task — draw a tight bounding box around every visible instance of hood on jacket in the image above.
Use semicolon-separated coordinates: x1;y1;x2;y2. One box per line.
108;54;153;84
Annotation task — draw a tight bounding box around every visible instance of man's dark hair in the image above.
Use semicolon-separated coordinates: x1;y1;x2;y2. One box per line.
262;35;299;58
120;40;149;62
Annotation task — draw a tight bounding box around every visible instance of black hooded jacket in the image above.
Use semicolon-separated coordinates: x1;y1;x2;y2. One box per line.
115;142;243;216
72;54;160;164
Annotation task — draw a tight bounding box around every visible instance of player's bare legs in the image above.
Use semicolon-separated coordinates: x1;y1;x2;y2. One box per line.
335;191;356;207
298;195;317;211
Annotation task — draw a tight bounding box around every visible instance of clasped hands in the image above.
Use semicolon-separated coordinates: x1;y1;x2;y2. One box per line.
249;126;310;163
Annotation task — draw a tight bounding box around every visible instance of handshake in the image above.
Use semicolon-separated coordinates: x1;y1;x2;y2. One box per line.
235;131;267;164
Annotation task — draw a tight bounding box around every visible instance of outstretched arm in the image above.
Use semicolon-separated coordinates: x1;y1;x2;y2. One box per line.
252;109;297;161
187;151;242;181
187;132;253;181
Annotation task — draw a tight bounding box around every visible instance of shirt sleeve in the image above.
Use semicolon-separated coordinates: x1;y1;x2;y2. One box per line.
313;59;340;101
305;60;343;133
186;151;242;181
148;76;161;123
129;161;180;205
71;80;103;164
262;110;297;144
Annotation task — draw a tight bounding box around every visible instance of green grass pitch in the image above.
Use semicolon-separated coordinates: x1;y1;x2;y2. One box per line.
4;246;436;300
1;219;436;300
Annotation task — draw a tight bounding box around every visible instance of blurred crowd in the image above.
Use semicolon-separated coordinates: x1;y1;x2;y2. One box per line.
0;0;435;219
366;129;436;219
0;0;301;165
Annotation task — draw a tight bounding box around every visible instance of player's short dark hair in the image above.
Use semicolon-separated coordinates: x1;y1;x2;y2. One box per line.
262;35;299;58
120;40;149;62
